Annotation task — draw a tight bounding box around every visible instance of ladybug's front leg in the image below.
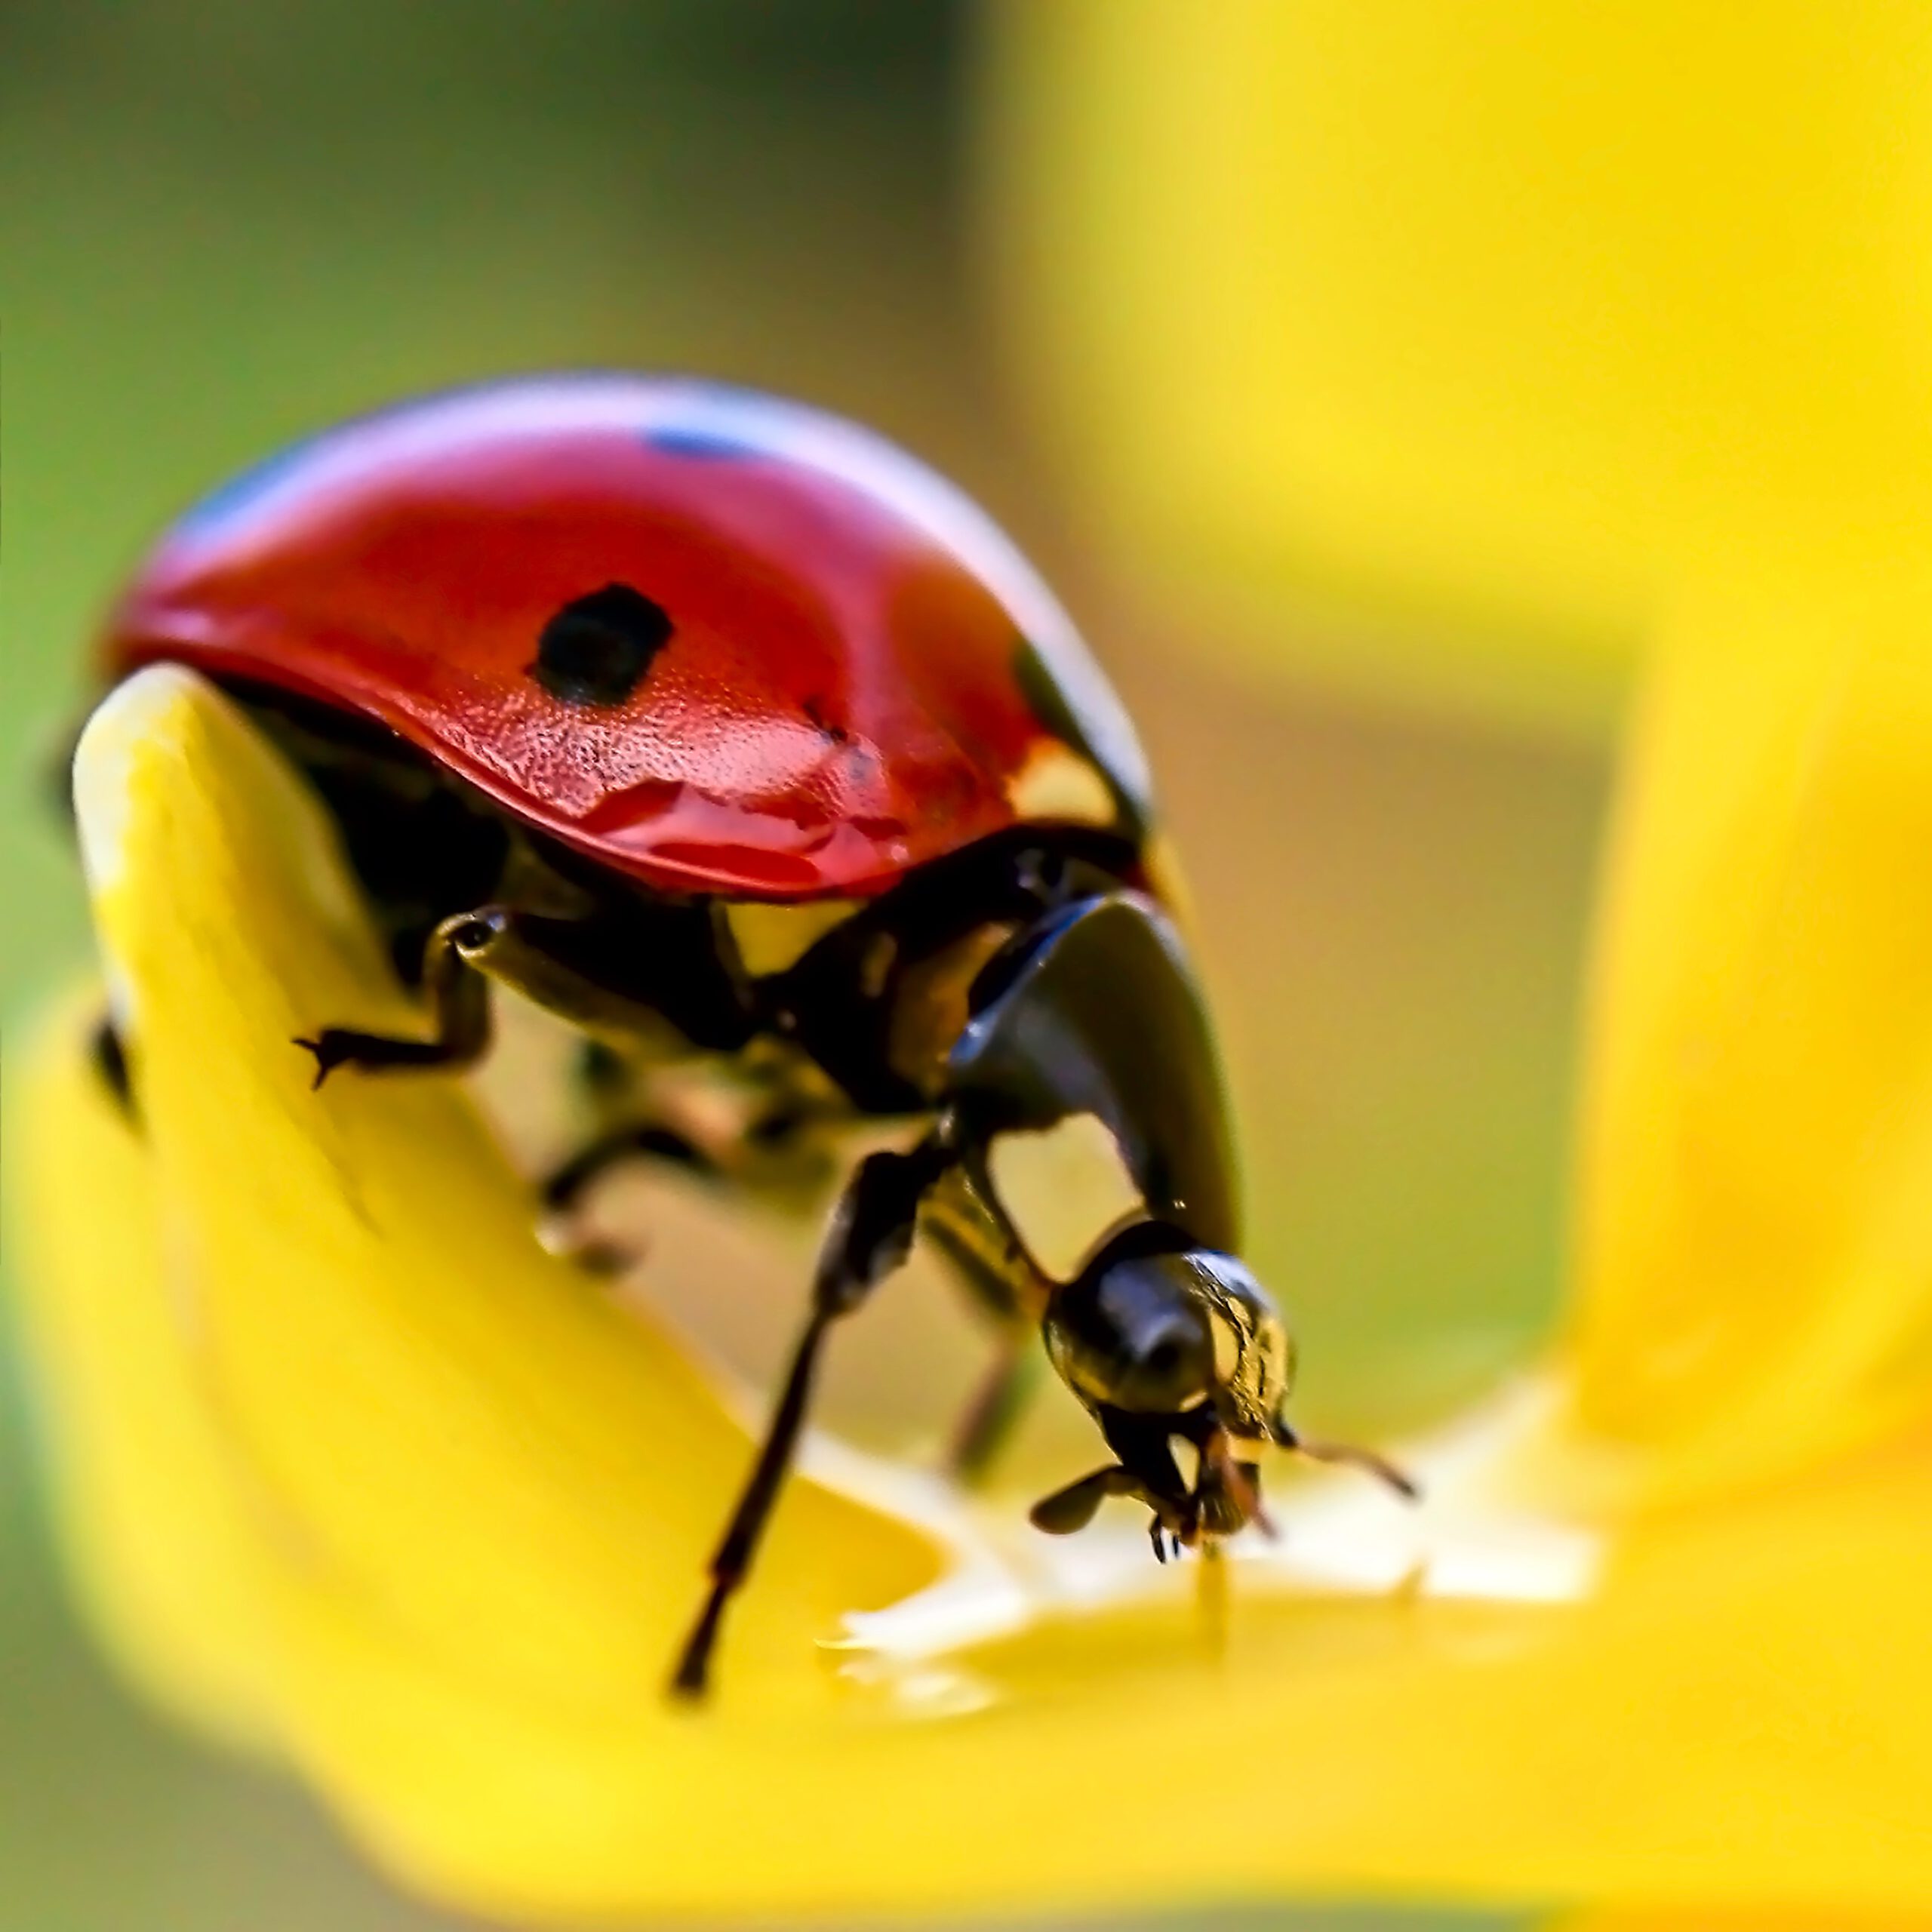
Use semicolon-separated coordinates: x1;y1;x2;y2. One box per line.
669;1124;958;1700
295;907;503;1088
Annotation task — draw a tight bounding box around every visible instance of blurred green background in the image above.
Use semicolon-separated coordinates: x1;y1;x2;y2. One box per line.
0;4;1602;1927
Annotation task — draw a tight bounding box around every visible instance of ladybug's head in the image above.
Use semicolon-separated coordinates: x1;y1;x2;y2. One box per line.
1030;1236;1416;1549
1033;1235;1297;1546
1041;1238;1290;1430
946;888;1414;1550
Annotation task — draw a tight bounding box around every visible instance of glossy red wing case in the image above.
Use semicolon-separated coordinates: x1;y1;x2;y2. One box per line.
103;375;1151;899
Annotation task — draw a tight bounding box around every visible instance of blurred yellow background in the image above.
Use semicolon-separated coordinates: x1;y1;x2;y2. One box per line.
988;0;1932;728
2;5;1616;1928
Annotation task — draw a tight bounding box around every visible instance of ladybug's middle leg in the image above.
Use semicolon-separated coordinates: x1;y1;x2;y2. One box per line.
669;1125;957;1700
541;1038;846;1217
537;1120;712;1213
919;1179;1051;1487
295;906;500;1088
945;1333;1042;1484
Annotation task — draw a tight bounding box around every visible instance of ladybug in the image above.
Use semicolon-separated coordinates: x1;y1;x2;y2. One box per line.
94;374;1410;1695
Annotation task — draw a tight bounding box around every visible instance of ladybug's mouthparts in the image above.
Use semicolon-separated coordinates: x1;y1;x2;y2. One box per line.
1026;1407;1278;1558
1026;1401;1420;1560
1198;1425;1275;1540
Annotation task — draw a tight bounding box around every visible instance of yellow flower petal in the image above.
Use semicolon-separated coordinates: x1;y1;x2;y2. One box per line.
1558;1914;1932;1932
7;991;275;1749
1570;566;1932;1497
985;2;1932;728
11;663;1932;1918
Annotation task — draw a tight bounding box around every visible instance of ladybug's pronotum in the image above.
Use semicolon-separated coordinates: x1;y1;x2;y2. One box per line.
91;375;1411;1695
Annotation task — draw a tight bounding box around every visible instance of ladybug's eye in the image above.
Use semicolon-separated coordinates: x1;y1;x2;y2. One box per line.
529;583;673;707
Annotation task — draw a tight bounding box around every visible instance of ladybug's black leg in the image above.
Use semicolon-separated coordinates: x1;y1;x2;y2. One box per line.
1028;1462;1150;1534
541;1105;848;1214
294;907;501;1088
537;1121;712;1213
669;1127;957;1700
944;1331;1041;1484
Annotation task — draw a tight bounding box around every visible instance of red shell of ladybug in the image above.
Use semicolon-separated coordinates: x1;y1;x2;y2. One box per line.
101;375;1152;899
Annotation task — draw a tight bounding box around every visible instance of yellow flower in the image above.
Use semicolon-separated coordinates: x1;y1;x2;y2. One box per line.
11;4;1932;1921
8;606;1930;1921
986;0;1932;736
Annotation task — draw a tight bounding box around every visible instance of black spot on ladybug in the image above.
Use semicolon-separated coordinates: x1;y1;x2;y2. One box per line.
529;585;673;707
645;424;757;461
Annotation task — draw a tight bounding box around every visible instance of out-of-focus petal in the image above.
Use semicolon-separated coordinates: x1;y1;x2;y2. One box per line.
1555;1911;1932;1930
983;2;1932;727
1567;566;1932;1497
7;993;276;1749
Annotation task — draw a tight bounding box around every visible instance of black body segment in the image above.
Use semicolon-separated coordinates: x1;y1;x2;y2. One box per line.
946;893;1239;1253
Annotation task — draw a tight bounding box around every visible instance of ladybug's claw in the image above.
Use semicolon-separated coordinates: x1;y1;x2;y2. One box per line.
293;1032;349;1090
289;1014;484;1084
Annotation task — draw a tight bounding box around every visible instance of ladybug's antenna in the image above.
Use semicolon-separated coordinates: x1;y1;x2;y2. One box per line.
1272;1420;1421;1502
